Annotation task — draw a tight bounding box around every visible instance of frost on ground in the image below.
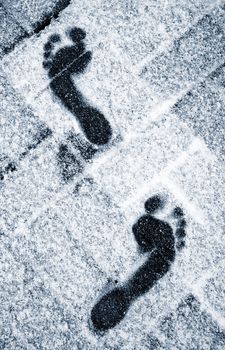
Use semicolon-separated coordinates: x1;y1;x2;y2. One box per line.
1;0;225;349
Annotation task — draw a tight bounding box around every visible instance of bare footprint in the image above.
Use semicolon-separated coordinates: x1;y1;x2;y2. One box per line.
91;195;186;332
43;27;112;145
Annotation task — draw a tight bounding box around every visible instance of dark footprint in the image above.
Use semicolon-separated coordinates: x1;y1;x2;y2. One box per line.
43;27;112;146
91;195;186;332
91;288;130;332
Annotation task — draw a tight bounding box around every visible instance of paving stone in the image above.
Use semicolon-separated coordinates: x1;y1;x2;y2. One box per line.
56;132;98;181
207;65;225;159
52;178;137;280
2;0;70;33
0;4;27;58
0;241;87;349
160;294;225;349
167;144;225;224
172;68;225;161
142;6;225;100
0;73;52;178
2;32;51;103
0;223;103;350
30;87;82;137
91;114;193;206
101;0;222;64
102;329;164;350
11;281;81;350
0;139;61;231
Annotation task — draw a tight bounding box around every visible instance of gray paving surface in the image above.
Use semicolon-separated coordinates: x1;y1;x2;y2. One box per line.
142;5;225;100
1;0;225;349
0;4;26;58
172;66;225;161
2;0;69;32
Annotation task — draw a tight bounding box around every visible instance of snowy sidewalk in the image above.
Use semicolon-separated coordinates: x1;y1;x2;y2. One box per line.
1;1;225;349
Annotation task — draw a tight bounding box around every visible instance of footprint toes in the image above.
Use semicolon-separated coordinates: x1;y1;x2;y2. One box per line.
179;218;186;229
44;51;51;59
176;227;186;239
42;61;52;69
44;41;53;52
69;27;86;42
173;206;184;218
49;33;61;43
144;195;163;214
91;288;129;331
176;239;185;251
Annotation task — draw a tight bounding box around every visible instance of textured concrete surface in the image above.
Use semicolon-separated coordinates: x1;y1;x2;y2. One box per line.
1;0;225;349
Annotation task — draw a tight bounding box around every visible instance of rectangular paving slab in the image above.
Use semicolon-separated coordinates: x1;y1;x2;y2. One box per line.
11;213;106;308
0;73;52;179
0;138;61;231
101;0;223;64
52;178;138;279
0;237;94;349
91;113;193;206
141;5;225;101
160;294;225;349
167;143;225;224
172;66;225;162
